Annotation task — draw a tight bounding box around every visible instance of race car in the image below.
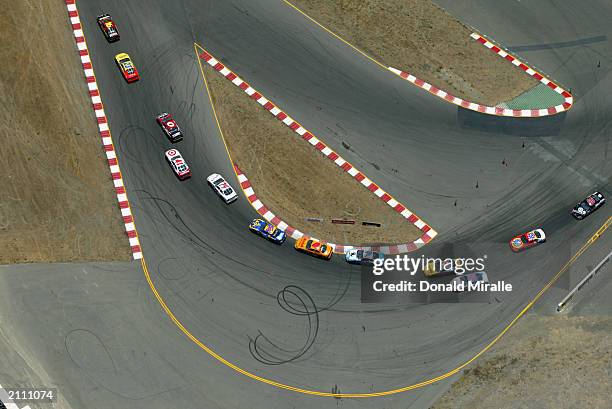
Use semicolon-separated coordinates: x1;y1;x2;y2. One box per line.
164;149;191;180
249;219;286;244
344;249;384;266
294;237;333;260
451;271;489;292
96;14;120;42
422;258;459;277
509;228;546;252
207;174;238;204
156;113;183;142
114;53;139;83
571;191;605;220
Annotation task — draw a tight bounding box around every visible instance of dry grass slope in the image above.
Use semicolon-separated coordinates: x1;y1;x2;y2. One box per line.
0;2;130;262
203;63;422;246
289;0;538;106
433;315;612;409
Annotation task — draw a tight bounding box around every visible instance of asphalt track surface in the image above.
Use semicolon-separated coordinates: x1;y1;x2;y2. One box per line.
2;0;611;408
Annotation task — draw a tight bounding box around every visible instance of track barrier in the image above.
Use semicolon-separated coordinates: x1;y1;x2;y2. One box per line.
556;249;611;312
332;219;356;225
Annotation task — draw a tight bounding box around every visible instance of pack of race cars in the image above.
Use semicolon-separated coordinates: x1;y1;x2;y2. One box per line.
95;13;606;264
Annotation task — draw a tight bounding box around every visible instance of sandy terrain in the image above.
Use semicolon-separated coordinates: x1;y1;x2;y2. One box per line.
288;0;538;106
0;1;130;263
433;314;612;409
203;63;423;246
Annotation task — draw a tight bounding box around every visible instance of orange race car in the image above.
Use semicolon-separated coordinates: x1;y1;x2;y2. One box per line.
114;53;139;83
294;237;333;260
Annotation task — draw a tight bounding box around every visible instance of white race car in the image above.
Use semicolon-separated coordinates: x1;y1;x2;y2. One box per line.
207;173;238;204
344;249;384;266
164;149;191;180
451;271;489;292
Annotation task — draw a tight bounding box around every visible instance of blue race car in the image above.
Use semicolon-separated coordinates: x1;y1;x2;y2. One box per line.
249;219;286;244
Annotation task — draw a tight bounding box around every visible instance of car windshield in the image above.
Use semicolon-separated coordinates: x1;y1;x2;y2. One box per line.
364;251;380;259
119;58;130;64
320;245;329;253
213;178;225;186
306;240;323;251
356;250;364;258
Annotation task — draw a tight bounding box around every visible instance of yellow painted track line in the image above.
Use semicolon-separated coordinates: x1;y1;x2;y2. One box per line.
194;41;437;253
140;75;611;394
281;0;388;71
194;44;243;187
281;0;573;117
147;3;610;398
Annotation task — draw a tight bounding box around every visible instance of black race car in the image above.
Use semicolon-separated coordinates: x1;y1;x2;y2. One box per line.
571;191;605;220
97;14;120;42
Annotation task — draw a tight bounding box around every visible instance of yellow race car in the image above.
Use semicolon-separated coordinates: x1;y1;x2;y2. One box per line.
114;53;139;83
294;237;333;260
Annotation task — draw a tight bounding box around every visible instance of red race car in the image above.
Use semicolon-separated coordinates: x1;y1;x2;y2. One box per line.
509;228;546;252
96;14;120;42
156;113;183;142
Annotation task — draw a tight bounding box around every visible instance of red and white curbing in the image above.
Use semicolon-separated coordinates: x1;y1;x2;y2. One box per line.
65;0;142;259
388;33;573;117
198;47;436;253
235;165;301;240
234;166;431;254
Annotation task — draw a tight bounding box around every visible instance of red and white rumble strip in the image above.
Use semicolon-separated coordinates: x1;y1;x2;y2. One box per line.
234;166;432;254
65;0;142;259
197;45;435;253
389;33;573;117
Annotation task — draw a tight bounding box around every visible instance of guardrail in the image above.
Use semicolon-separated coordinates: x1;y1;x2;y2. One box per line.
304;218;382;227
556;249;611;312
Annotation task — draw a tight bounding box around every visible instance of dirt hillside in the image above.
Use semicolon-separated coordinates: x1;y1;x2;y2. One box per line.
289;0;538;106
203;62;423;246
0;2;130;263
433;315;612;409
